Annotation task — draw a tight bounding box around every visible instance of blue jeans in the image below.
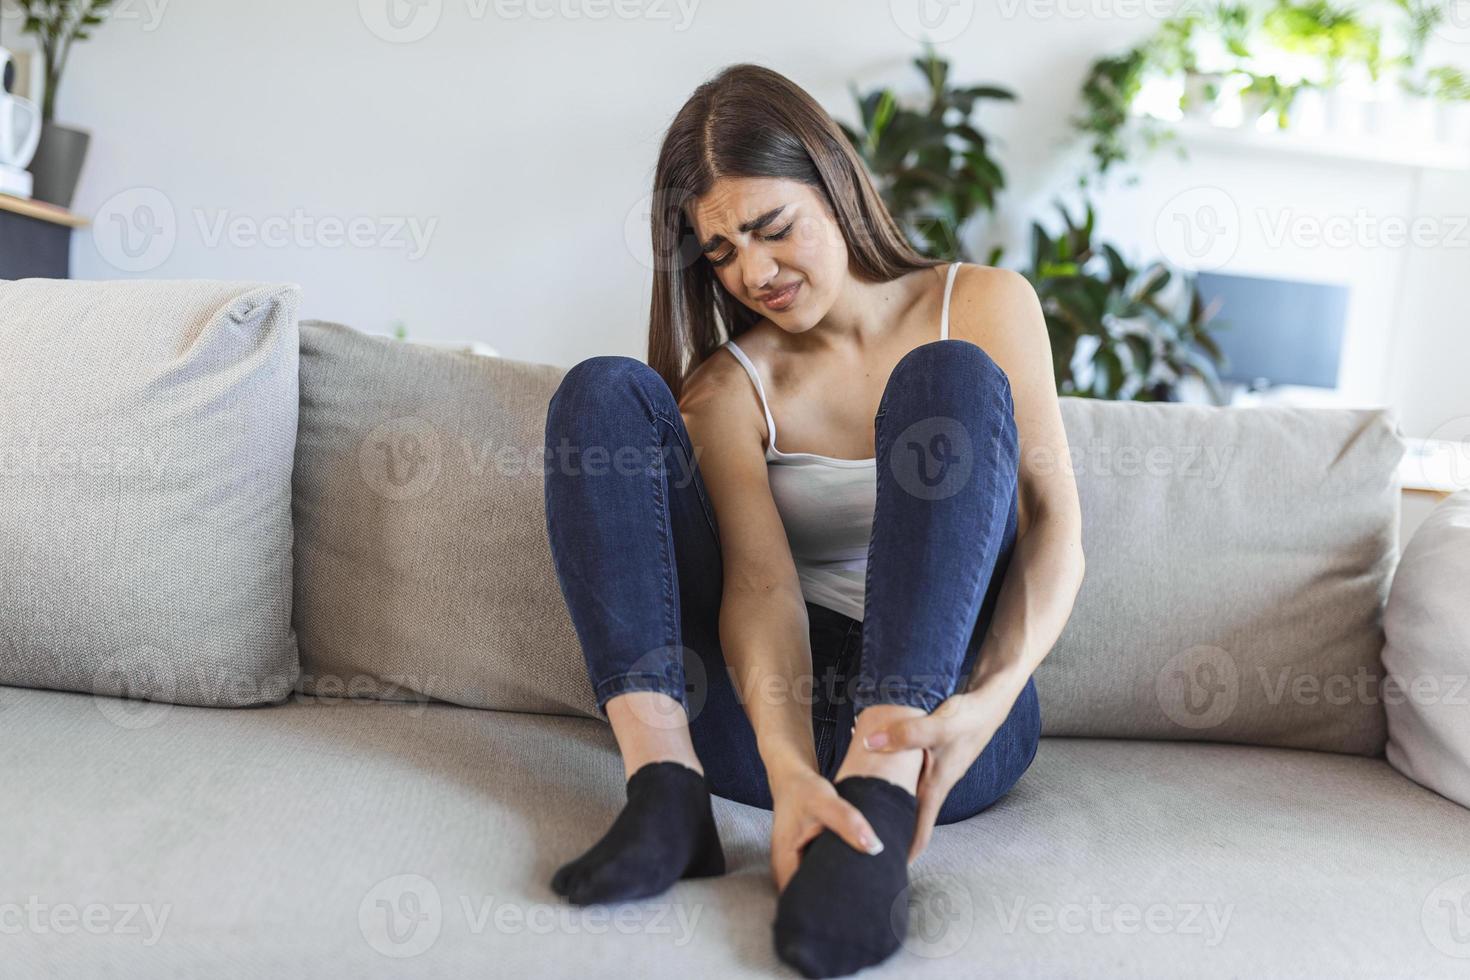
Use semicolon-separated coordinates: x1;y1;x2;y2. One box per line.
543;340;1040;825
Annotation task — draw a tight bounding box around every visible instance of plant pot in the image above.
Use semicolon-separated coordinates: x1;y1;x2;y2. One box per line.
27;121;89;209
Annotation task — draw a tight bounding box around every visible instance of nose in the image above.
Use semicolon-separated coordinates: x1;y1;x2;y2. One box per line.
740;248;780;295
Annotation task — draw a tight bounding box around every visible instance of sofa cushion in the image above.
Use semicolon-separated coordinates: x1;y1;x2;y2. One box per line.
3;684;1468;977
293;324;1404;756
0;279;301;707
292;319;596;717
1037;400;1403;756
1384;490;1470;807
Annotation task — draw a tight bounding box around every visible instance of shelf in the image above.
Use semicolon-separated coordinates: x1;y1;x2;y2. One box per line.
0;194;89;228
1142;117;1470;172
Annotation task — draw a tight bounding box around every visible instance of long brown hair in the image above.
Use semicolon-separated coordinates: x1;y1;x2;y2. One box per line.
646;63;942;399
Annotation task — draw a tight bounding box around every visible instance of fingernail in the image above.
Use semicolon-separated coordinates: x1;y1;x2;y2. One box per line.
863;835;885;855
863;732;888;750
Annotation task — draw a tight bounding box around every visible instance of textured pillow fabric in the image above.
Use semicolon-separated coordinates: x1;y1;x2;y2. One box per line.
1036;400;1403;756
1383;491;1470;807
294;321;1404;760
292;320;597;718
0;279;301;707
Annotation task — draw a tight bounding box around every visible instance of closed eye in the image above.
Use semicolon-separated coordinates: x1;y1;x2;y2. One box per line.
710;224;794;267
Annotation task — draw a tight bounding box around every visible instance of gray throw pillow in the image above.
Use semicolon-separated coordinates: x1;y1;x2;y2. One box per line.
1383;490;1470;807
292;319;597;717
0;279;302;707
1036;400;1404;756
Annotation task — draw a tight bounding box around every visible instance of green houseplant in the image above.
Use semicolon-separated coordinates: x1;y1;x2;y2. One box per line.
1024;200;1227;402
839;45;1014;261
15;0;114;208
843;44;1229;402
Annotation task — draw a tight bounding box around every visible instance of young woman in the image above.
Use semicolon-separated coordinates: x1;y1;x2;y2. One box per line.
543;64;1084;977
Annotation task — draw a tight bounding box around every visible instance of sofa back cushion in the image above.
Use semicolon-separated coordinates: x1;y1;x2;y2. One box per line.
292;320;597;716
1382;490;1470;805
293;321;1404;755
0;279;302;707
1038;400;1403;756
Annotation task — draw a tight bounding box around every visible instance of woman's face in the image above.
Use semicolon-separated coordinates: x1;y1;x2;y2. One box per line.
686;176;849;333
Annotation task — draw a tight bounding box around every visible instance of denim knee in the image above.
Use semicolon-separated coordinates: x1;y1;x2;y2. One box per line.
547;355;676;434
883;339;1013;416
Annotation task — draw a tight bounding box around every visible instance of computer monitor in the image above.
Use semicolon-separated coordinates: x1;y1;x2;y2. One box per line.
1194;272;1349;390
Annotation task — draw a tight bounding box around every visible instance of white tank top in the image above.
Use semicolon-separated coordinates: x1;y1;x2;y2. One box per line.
719;261;961;622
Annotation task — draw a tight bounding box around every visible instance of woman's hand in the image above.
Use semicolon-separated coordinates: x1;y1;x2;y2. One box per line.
861;684;1014;862
768;766;883;893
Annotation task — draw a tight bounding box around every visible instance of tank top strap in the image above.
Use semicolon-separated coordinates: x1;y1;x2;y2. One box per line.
721;339;779;460
940;261;960;341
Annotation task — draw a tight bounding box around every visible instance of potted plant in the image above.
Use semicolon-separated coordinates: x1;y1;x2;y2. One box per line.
15;0;113;208
839;45;1014;260
1021;199;1227;403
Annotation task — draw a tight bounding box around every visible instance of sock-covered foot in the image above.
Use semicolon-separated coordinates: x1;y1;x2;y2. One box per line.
551;760;725;905
772;776;918;978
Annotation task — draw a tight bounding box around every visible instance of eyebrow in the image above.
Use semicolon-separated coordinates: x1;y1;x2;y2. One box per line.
699;206;786;253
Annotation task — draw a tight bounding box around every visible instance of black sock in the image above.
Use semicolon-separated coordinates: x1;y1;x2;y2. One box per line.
772;776;918;978
551;760;725;905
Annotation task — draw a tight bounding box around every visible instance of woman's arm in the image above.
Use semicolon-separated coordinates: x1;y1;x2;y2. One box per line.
863;266;1085;859
679;357;881;889
958;266;1086;699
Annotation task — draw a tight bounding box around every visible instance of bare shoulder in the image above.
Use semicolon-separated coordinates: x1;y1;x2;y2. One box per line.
676;339;769;453
948;264;1042;337
945;263;1051;386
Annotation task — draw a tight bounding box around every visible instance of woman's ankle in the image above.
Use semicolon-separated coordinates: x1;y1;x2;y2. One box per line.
605;691;705;780
834;704;924;793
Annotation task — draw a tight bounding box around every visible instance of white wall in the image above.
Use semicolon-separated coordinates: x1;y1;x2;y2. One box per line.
8;0;1468;437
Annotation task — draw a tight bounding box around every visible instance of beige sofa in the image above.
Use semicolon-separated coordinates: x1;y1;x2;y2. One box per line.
3;284;1469;978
